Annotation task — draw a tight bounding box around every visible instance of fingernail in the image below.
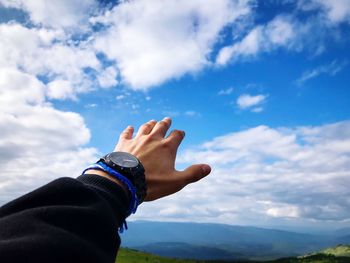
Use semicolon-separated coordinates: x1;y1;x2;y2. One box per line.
201;165;211;174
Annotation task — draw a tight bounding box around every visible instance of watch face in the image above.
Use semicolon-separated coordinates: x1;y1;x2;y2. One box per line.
108;152;139;168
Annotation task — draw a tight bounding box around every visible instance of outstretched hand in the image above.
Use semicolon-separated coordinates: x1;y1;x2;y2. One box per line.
114;117;211;201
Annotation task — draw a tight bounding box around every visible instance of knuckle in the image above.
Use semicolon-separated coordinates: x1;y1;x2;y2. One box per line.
161;140;171;148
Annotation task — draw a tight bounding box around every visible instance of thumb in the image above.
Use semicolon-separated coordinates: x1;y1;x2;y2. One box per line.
180;164;211;185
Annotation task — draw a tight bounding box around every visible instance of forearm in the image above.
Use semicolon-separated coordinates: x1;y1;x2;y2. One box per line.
0;175;129;263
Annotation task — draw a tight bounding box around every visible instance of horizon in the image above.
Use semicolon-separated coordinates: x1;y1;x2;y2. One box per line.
126;219;348;235
0;0;349;232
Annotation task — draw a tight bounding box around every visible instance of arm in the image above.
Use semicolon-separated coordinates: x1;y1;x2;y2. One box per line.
0;117;211;262
0;175;128;263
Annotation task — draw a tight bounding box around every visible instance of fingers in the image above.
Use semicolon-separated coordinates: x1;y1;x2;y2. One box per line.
165;129;185;149
121;118;172;141
119;125;134;140
150;117;172;138
179;164;211;186
136;120;157;137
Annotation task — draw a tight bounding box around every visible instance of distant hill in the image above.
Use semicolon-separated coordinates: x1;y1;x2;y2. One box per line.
120;221;348;261
334;228;350;237
333;228;350;244
336;235;350;244
116;245;350;263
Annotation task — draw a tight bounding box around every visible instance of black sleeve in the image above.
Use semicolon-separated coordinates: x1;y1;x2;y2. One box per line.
0;174;129;263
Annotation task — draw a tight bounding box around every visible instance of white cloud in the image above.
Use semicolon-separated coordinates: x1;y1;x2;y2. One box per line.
218;87;234;95
93;0;253;89
237;94;267;111
0;0;97;29
297;60;348;84
0;17;101;206
85;103;98;108
216;2;350;66
116;95;126;100
0;67;45;107
216;15;295;65
216;26;261;65
298;0;350;24
1;0;348;93
97;66;118;88
162;110;180;118
265;14;295;45
134;121;350;226
0;67;98;205
251;106;263;113
0;23;101;99
184;111;200;117
0;5;103;205
267;206;300;218
47;79;76;100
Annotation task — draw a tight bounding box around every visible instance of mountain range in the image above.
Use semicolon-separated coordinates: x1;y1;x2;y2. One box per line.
120;221;350;261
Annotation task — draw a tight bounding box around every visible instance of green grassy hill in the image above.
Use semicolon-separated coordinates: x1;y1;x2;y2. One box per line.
116;248;212;263
320;245;350;257
116;245;350;263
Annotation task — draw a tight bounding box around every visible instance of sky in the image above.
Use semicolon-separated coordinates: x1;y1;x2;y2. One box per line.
0;0;349;232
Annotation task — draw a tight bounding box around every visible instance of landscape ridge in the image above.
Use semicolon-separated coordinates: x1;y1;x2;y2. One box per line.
120;221;350;261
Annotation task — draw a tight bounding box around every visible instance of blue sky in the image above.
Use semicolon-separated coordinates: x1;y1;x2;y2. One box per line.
0;0;349;232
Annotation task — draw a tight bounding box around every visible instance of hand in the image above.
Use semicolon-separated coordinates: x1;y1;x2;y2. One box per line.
114;117;211;201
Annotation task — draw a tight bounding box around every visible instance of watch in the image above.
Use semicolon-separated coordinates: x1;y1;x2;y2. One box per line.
98;152;147;203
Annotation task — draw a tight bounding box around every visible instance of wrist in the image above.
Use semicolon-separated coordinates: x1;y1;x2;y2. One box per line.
84;169;130;199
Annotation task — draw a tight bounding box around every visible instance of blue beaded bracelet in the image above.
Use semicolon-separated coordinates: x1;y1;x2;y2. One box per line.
81;162;139;232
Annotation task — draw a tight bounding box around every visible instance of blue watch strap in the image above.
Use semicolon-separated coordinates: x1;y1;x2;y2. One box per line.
82;162;139;216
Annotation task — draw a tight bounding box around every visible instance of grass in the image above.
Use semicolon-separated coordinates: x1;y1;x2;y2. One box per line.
116;245;350;263
116;248;210;263
320;245;350;257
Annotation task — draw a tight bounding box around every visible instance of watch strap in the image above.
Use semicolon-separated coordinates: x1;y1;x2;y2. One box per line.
82;162;139;216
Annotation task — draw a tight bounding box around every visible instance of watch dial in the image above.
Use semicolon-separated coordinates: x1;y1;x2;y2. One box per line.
109;152;139;168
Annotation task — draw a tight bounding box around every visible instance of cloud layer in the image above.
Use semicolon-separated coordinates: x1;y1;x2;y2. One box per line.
0;0;97;29
1;0;349;91
134;121;350;226
93;0;253;89
216;15;296;65
0;67;98;204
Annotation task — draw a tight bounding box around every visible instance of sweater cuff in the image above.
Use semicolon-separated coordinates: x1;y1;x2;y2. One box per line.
76;174;130;225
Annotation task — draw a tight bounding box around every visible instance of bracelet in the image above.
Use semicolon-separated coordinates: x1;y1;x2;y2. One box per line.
81;163;139;217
